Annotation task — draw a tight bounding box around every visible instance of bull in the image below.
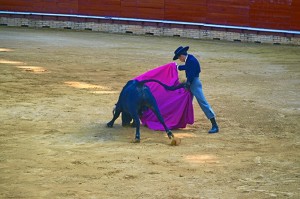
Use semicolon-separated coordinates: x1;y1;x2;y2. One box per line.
107;79;186;143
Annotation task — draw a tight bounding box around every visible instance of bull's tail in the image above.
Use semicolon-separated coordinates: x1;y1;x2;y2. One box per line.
137;79;186;91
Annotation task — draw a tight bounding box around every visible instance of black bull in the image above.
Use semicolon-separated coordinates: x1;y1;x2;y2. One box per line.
107;79;186;142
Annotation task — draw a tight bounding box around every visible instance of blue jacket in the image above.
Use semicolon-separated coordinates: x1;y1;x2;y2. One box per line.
178;54;201;83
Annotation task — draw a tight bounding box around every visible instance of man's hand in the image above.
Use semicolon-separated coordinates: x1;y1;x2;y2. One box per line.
184;82;191;90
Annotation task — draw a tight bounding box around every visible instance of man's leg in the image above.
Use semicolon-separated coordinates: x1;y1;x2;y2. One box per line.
190;78;219;133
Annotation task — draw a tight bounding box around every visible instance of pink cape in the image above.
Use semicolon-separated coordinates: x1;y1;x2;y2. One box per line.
134;62;194;130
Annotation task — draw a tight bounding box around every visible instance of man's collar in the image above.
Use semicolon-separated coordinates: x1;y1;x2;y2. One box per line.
185;54;189;62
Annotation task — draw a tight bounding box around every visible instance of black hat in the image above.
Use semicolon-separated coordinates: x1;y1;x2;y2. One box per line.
173;46;189;60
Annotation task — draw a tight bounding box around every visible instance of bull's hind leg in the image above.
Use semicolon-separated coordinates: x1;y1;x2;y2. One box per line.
122;112;132;127
131;111;141;143
107;106;121;128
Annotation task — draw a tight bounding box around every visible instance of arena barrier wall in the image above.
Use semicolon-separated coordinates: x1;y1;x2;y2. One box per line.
1;11;299;45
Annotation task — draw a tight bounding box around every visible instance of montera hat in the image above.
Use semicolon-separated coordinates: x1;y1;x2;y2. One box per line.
173;46;189;60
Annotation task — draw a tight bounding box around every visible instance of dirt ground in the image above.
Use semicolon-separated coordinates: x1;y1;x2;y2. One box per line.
0;27;299;199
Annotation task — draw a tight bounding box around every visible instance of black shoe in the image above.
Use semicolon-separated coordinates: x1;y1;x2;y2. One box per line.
208;125;219;134
209;117;219;133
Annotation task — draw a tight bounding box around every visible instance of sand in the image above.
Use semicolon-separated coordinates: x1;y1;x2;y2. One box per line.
0;27;299;198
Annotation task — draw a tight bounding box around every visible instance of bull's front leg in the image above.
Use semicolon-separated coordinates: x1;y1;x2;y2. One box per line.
160;120;174;139
107;106;121;128
148;105;173;139
144;93;174;139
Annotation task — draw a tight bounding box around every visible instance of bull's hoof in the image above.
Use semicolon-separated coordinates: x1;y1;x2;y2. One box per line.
167;131;174;139
107;122;113;128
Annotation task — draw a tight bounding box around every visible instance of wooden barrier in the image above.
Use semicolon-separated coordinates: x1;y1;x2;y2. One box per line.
0;0;299;31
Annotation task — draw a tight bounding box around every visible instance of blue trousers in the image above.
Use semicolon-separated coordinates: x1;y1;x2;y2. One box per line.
190;77;215;120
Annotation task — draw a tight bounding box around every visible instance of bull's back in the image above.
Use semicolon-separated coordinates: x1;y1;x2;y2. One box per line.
117;80;141;108
117;80;136;102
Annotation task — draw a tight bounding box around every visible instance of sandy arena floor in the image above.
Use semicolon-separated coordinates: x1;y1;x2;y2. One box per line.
0;27;299;199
